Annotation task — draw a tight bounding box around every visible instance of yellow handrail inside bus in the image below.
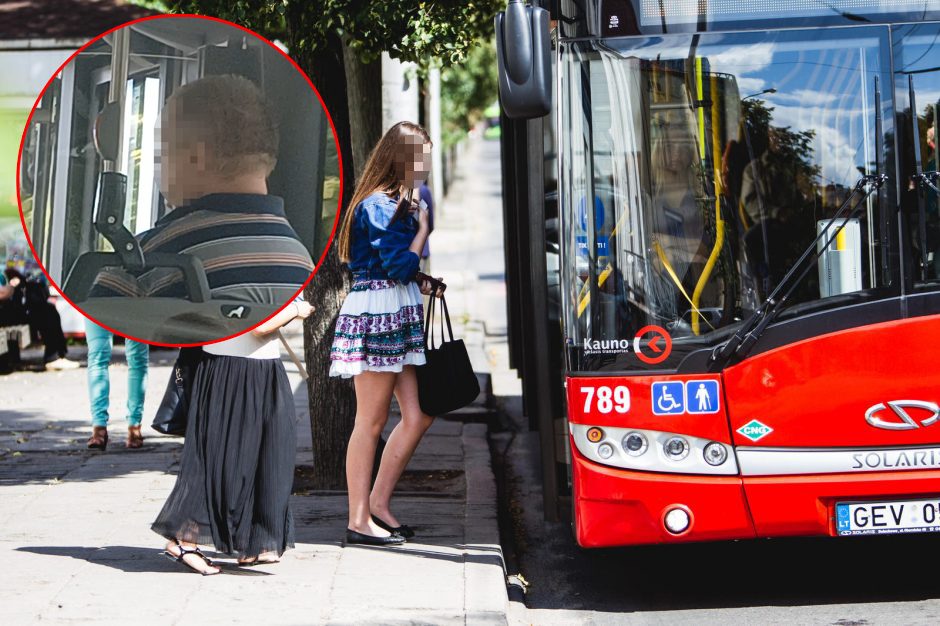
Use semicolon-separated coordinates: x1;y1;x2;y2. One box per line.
653;240;716;332
738;199;750;230
575;196;638;317
576;265;612;317
690;62;726;335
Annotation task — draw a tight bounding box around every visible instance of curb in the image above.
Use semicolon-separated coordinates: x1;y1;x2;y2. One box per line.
462;415;510;625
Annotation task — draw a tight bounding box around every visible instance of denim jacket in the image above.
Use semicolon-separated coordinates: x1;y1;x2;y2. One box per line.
347;192;420;283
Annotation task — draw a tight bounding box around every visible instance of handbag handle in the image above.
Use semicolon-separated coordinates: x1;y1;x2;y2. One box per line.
423;288;437;349
423;293;454;350
439;295;455;342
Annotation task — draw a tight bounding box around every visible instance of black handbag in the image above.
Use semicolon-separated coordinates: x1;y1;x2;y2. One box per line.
416;293;480;416
151;347;201;436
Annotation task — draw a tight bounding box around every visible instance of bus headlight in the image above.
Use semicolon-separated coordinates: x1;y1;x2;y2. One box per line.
568;424;738;475
703;442;728;466
597;442;615;460
663;436;690;461
622;432;648;456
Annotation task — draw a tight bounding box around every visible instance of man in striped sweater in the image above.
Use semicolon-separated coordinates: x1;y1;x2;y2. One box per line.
89;74;314;304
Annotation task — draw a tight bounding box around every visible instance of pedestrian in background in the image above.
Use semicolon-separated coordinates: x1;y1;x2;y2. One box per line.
85;318;149;450
418;182;434;270
1;264;79;371
330;121;445;546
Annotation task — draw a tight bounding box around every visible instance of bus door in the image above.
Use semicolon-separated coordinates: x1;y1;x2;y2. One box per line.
896;22;940;302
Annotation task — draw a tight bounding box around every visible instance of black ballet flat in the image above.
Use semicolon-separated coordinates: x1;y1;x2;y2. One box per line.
345;528;406;546
371;514;415;539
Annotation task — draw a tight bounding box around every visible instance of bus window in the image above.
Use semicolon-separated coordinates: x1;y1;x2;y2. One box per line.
4;49;72;266
895;23;940;286
560;26;898;371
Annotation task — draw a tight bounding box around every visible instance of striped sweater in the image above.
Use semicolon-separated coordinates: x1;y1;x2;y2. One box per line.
89;193;314;304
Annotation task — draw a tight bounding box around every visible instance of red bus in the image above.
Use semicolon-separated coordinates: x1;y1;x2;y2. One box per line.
496;0;940;546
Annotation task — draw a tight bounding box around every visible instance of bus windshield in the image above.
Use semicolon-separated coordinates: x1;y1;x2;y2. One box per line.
559;26;899;371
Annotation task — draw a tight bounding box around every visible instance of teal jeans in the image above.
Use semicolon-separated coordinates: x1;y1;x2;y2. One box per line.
86;320;150;427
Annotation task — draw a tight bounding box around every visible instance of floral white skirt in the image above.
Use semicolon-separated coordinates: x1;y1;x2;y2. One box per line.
328;279;426;378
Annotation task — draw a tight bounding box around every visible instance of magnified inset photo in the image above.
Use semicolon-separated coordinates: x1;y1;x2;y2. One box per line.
17;15;341;345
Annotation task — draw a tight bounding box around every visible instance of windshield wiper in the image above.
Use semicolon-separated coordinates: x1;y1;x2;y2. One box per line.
913;170;940;195
710;173;888;369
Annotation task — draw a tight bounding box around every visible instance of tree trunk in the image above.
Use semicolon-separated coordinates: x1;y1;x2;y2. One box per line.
289;29;357;491
342;42;383;172
288;26;383;490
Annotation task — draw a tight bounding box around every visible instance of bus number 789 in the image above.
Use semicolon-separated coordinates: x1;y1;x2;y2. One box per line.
581;385;630;414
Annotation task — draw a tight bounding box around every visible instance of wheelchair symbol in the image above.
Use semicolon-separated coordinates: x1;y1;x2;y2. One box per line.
658;389;681;412
651;382;684;415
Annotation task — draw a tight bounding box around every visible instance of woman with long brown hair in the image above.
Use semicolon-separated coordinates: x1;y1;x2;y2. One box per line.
329;121;443;546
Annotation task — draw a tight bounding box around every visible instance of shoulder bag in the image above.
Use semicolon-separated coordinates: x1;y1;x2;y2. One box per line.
416;293;480;416
151;346;202;436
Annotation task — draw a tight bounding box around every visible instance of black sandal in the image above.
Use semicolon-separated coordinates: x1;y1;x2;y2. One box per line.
163;539;221;576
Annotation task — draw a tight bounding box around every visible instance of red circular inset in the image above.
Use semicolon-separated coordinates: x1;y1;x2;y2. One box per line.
633;325;672;365
15;14;344;348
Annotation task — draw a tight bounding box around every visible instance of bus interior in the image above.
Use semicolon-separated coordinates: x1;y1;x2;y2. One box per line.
18;17;339;344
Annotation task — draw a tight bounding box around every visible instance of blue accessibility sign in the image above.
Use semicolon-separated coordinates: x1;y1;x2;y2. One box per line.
651;381;685;415
686;380;720;414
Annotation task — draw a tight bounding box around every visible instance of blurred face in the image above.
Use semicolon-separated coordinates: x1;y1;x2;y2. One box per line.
928;126;935;151
394;135;432;188
156;100;210;208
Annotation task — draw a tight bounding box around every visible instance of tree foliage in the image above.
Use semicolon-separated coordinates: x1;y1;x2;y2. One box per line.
153;1;502;67
440;38;498;147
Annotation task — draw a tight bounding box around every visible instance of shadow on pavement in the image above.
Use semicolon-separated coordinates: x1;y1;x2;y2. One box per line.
15;545;278;576
542;532;940;611
339;543;503;568
0;407;182;486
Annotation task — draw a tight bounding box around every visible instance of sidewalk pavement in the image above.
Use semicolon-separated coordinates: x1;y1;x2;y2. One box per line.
0;138;509;625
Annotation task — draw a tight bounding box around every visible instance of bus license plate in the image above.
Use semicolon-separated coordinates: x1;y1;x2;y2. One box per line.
835;499;940;536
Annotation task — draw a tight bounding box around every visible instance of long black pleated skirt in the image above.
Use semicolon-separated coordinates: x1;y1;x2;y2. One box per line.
151;352;296;557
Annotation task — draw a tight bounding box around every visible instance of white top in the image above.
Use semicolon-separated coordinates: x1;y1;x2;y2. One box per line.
203;330;281;360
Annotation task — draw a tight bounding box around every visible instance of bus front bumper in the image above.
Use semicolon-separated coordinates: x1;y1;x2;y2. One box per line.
572;448;940;547
571;449;755;547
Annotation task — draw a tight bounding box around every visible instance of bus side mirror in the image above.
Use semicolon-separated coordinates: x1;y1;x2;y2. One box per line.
495;1;552;119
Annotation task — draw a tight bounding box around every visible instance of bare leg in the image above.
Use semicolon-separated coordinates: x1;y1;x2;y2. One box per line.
346;370;397;535
370;365;435;527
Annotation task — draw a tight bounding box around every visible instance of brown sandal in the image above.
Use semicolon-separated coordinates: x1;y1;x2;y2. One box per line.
126;425;143;449
86;427;108;450
237;553;281;566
